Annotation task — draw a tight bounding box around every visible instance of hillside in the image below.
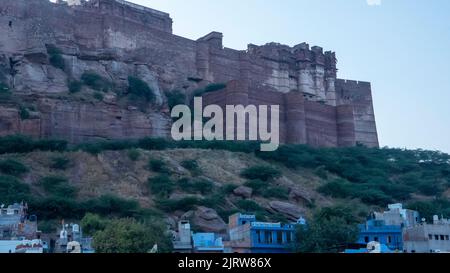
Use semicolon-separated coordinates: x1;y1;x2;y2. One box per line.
1;135;450;236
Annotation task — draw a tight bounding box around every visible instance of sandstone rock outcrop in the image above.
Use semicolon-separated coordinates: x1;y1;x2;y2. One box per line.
188;206;227;234
269;201;304;220
233;186;253;199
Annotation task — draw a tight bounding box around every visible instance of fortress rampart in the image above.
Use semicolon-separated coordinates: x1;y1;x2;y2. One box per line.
0;0;378;147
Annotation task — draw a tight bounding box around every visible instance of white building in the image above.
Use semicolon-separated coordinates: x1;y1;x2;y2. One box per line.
403;216;450;253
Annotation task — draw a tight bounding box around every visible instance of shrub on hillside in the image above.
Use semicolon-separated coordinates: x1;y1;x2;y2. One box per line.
68;80;82;93
241;165;281;181
178;178;213;194
81;72;110;92
221;184;238;195
261;187;289;199
127;149;141;161
128;76;155;103
50;156;71;170
0;159;29;176
34;139;68;152
0;82;9;93
148;175;174;197
38;176;77;199
166;90;186;110
49;54;65;70
19;107;30;120
81;195;141;218
0;175;31;204
47;45;65;70
204;83;226;93
93;92;104;101
181;160;201;175
156;197;202;212
138;138;172;151
148;159;169;173
236;200;263;213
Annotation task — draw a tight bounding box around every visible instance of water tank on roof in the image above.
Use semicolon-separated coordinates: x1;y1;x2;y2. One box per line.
72;224;80;233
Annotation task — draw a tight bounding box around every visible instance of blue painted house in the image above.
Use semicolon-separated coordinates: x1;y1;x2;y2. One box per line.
356;219;403;251
192;233;224;253
227;214;297;253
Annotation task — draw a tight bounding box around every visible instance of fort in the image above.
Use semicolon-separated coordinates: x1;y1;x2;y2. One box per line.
0;0;378;147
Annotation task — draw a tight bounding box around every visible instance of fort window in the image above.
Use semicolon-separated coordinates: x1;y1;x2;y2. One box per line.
440;235;445;240
445;235;449;240
434;235;439;240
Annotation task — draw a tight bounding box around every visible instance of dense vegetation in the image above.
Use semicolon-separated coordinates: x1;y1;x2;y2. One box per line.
90;217;172;253
1;134;450;247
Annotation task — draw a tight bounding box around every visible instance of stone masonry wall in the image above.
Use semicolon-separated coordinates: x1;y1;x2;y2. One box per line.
0;0;379;147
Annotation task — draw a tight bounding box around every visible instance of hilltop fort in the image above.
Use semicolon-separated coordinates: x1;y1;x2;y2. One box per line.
0;0;378;147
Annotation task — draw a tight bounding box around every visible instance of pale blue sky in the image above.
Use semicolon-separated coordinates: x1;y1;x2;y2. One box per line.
128;0;450;152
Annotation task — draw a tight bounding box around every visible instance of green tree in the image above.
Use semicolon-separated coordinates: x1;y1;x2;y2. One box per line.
294;206;359;253
80;213;108;237
92;218;172;253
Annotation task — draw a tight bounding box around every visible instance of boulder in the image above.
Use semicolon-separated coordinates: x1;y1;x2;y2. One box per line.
289;188;312;205
269;201;304;220
191;206;227;234
233;186;253;199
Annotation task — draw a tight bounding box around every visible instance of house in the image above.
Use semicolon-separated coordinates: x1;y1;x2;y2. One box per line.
374;203;420;228
192;233;224;253
55;221;94;253
172;220;224;253
356;219;403;251
0;202;37;240
403;215;450;253
173;220;193;253
226;213;297;253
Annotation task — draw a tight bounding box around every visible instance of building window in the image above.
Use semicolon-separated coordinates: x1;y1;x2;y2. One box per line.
265;231;272;244
435;235;439;240
277;231;282;244
388;236;392;244
440;235;445;241
429;234;433;240
374;237;379;242
256;231;261;243
364;236;369;243
446;235;450;241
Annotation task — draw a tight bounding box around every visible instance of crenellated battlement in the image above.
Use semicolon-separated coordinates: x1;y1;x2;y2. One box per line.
0;0;378;148
54;0;173;33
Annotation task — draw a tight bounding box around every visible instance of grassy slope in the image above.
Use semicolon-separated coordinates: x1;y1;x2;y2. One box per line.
4;146;448;225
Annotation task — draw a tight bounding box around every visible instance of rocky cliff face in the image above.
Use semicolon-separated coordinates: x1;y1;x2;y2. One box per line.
0;0;194;142
0;0;379;147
